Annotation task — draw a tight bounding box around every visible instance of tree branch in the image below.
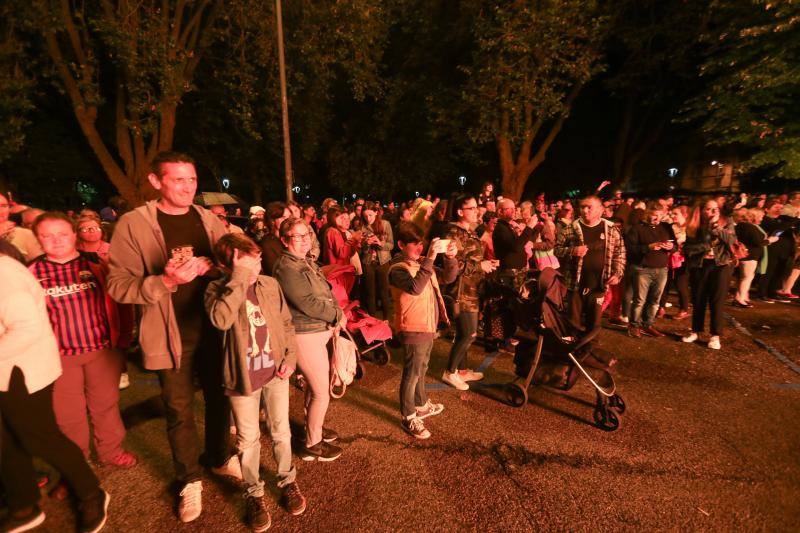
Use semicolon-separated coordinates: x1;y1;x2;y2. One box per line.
116;80;134;176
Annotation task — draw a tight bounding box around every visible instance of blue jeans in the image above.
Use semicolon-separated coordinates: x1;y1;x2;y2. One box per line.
399;340;433;419
630;265;668;328
229;377;296;498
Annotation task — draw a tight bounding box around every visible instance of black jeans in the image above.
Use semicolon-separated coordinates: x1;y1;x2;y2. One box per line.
0;367;101;511
447;311;478;373
157;340;231;484
362;261;391;318
690;260;734;335
660;264;690;311
399;340;433;418
757;251;793;298
568;288;604;334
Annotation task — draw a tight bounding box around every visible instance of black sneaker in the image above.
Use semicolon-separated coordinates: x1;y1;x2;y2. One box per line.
401;417;431;440
79;490;110;533
301;441;342;462
1;505;45;533
322;427;338;443
282;482;307;516
245;495;271;532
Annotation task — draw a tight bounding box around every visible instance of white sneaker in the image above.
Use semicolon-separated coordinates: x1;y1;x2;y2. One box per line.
708;336;721;350
441;371;469;391
458;369;484;382
681;332;698;343
620;316;629;324
178;481;203;523
118;373;130;390
210;455;243;480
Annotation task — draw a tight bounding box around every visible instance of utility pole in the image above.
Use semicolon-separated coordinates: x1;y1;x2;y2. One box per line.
275;0;293;202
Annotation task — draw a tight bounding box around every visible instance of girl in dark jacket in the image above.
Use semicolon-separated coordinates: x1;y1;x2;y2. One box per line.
681;200;738;350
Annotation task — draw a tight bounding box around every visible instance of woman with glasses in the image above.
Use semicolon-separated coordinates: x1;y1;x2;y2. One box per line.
273;218;345;462
442;196;497;391
76;214;110;261
681;199;738;350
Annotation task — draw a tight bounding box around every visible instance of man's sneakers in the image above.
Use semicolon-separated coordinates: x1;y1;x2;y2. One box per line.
118;373;130;390
708;336;721;350
102;450;138;469
415;400;444;420
210;455;243;480
441;371;469;391
401;417;431;440
1;505;45;533
245;495;271;532
681;332;698;343
608;316;629;327
301;441;342;462
627;325;642;338
282;482;307;516
80;490;110;533
178;481;203;523
458;369;484;382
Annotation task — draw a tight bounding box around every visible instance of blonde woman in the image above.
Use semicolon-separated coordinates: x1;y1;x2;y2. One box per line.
734;208;777;307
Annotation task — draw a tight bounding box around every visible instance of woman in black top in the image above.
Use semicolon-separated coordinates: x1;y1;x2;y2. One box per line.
756;199;797;301
681;199;737;350
734;208;776;307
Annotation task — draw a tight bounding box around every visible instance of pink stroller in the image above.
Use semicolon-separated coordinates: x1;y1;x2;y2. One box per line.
322;264;394;375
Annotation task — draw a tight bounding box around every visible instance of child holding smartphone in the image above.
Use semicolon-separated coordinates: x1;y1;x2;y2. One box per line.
204;233;306;532
387;223;458;439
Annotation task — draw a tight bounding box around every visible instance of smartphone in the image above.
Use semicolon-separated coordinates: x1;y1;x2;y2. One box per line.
773;230;784;238
435;239;451;253
170;245;194;266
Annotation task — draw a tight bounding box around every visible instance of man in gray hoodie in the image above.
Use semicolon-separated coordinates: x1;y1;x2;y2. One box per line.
107;151;239;523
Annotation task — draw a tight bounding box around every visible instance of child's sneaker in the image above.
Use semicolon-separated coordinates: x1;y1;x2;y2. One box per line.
415;400;444;420
401;417;431;440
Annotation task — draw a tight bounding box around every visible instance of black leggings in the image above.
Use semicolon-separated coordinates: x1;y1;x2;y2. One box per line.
690;261;733;335
0;367;101;511
447;311;478;373
660;264;690;311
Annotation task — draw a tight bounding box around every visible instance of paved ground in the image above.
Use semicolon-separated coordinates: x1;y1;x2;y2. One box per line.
24;298;800;532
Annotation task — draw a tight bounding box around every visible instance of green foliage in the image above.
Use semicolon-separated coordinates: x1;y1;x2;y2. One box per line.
0;5;35;164
460;0;606;148
683;0;800;179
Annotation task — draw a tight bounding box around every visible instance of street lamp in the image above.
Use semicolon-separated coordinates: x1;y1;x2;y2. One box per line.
459;175;466;187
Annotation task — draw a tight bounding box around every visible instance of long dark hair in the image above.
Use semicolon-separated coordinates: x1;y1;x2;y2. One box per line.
362;201;385;237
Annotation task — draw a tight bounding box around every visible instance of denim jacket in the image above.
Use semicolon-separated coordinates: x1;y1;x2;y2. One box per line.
272;251;343;333
683;220;737;268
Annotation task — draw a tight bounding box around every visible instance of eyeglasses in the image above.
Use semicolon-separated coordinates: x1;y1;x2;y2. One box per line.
79;227;101;233
289;233;311;241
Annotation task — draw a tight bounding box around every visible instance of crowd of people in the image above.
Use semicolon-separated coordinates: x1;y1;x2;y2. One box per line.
1;151;798;532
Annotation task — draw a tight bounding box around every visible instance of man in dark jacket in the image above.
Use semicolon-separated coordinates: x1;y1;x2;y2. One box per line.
624;203;675;338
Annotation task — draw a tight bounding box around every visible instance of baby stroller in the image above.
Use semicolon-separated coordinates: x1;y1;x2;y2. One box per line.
504;268;626;431
322;264;394;375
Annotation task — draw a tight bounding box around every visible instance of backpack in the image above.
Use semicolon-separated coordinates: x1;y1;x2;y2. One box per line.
329;329;358;399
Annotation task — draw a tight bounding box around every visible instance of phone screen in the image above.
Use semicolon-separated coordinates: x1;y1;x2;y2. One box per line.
170;245;194;266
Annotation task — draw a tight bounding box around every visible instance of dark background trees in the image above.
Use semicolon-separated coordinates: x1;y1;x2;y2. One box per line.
1;0;798;208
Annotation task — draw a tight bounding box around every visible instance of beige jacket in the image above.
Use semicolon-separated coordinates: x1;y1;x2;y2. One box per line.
0;256;61;393
106;201;227;370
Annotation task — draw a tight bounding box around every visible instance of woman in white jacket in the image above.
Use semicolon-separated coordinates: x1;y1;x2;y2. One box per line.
0;250;109;533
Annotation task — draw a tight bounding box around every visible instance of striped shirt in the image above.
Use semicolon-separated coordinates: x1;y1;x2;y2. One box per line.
29;255;110;356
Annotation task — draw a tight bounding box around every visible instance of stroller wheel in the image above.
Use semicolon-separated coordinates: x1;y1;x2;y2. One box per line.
373;345;391;366
609;394;626;414
505;382;528;408
593;406;621;431
355;361;366;380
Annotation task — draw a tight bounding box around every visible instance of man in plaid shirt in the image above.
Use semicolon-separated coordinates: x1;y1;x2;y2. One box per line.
554;195;625;333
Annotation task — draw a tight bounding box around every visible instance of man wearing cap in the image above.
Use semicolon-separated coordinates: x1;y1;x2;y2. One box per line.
249;206;266;219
